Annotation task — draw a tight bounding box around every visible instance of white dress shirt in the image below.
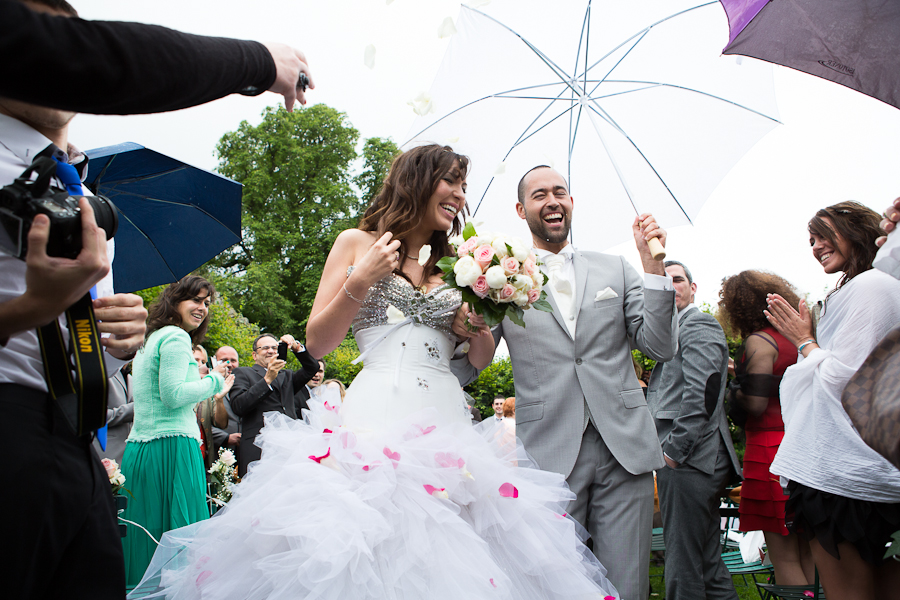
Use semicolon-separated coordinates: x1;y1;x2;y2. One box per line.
535;245;673;337
0;113;124;392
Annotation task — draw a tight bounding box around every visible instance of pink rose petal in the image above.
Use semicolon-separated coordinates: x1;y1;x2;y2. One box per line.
341;431;357;449
323;428;333;434
802;592;814;598
309;448;331;463
196;570;212;586
498;483;519;498
605;596;616;600
383;447;401;461
490;578;497;588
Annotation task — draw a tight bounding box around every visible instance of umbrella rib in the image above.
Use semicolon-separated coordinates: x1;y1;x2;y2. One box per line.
587;30;650;98
463;5;579;96
103;192;242;239
597;80;782;124
576;1;718;84
586;103;692;224
115;211;180;282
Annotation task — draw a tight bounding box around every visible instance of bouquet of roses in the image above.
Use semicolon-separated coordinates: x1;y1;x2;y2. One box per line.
101;458;129;496
437;223;552;327
208;448;240;506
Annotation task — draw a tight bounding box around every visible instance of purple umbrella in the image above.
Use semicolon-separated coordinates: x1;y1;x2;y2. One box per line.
720;0;900;110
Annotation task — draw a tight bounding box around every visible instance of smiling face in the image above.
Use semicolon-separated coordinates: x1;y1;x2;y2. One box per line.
665;264;696;312
422;165;467;233
252;335;279;369
215;346;239;375
309;361;325;387
810;216;852;274
517;167;573;251
492;397;504;416
176;291;211;333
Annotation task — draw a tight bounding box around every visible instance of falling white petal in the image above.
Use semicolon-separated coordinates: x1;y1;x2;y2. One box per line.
417;245;432;267
407;92;435;116
364;44;376;69
494;161;506;175
447;136;459;143
438;17;457;39
386;305;406;324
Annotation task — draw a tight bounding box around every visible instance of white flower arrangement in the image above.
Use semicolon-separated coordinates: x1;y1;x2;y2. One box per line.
208;448;240;505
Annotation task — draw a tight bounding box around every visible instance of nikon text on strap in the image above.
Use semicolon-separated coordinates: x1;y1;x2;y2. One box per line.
37;293;109;436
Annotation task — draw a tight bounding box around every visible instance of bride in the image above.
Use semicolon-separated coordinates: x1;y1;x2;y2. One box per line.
132;145;619;599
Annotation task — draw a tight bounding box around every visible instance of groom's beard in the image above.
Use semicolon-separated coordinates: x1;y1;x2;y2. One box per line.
524;204;571;245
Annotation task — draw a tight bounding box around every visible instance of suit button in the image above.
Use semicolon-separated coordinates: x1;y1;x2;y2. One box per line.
575;358;583;365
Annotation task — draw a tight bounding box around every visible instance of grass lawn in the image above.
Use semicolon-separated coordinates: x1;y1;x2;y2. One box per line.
648;562;771;599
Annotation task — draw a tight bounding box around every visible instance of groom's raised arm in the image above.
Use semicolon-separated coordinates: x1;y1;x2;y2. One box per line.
622;257;678;362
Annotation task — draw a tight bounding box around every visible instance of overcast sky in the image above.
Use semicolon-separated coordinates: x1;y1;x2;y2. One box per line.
70;0;900;311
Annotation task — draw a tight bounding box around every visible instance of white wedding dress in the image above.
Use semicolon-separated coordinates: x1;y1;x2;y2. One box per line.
130;274;618;600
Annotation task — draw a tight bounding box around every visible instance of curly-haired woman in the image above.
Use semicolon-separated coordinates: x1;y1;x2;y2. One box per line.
719;270;812;586
766;202;900;598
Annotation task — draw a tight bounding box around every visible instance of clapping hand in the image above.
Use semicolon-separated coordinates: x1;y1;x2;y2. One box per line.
877;197;900;247
764;294;814;348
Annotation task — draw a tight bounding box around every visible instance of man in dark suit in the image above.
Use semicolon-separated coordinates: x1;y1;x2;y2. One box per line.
230;333;319;476
646;261;741;600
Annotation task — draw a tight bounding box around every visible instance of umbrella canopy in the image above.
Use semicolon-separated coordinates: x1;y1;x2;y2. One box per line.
721;0;900;111
84;142;242;293
404;0;780;251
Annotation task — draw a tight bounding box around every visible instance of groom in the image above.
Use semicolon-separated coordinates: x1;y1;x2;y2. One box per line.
453;166;677;600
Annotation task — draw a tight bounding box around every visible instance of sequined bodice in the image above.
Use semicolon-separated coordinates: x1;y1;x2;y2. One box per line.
350;268;462;338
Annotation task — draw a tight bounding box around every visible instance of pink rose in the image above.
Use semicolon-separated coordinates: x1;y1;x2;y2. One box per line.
500;256;520;276
473;244;495;268
472;275;490;298
527;289;541;304
499;283;516;302
457;238;478;258
522;258;537;275
101;458;118;478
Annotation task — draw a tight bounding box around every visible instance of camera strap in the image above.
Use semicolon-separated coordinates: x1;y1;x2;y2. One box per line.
36;292;109;436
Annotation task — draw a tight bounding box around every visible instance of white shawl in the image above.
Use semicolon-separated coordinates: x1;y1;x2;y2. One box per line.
771;269;900;502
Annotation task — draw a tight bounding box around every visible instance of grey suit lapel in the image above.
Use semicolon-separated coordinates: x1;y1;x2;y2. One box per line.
572;251;588;327
679;306;698;327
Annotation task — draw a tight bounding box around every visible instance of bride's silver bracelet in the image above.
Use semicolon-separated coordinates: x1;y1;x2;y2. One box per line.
342;283;366;304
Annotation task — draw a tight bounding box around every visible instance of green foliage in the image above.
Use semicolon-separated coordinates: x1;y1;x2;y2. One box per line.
464;355;515;418
322;337;364;386
210;104;399;335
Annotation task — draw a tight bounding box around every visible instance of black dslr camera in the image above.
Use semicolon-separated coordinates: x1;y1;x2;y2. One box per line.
0;157;118;259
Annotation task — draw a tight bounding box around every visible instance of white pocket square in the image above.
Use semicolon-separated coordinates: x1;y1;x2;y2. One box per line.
595;287;618;302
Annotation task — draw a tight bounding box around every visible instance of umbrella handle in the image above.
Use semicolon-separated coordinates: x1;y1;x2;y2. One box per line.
647;237;666;261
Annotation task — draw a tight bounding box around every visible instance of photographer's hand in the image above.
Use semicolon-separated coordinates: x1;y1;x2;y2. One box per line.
94;293;147;360
263;43;314;111
0;198;109;341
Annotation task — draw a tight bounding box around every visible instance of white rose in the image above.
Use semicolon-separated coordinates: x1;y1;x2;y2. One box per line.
490;237;510;259
509;239;529;262
221;449;236;467
113;473;126;486
531;272;544;291
484;265;508;289
453;256;482;287
512;274;533;291
448;234;464;247
513;290;529;307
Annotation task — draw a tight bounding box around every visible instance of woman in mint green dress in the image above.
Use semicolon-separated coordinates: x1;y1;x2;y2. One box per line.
120;276;234;586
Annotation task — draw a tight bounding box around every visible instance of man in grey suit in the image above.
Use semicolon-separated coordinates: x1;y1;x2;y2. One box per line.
647;261;741;600
453;166;677;600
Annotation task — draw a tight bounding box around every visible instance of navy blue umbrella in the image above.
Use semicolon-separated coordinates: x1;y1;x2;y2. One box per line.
84;142;242;293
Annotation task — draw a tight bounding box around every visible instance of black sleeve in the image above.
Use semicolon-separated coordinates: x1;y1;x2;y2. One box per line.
229;367;273;418
0;0;276;114
290;348;319;389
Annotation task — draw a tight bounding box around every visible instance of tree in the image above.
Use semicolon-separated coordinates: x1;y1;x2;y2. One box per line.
464;355;515;418
210;104;399;335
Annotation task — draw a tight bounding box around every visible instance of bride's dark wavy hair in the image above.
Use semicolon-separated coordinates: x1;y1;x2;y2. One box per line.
358;144;469;284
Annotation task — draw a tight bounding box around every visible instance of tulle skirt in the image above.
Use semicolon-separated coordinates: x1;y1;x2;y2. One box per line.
121;435;210;587
129;398;619;599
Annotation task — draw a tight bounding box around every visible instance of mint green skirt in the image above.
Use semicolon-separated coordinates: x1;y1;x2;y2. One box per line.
120;435;209;587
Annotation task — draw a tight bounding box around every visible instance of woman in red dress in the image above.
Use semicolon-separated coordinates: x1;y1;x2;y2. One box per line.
719;270;814;586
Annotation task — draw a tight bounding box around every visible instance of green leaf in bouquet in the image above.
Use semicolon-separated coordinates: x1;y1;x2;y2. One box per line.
437;256;457;275
531;295;554;313
460;288;484;308
462;222;477;240
506;306;526;328
482;309;505;328
505;243;513;257
886;530;900;559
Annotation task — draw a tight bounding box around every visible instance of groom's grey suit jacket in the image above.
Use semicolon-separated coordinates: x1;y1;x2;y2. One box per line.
455;250;677;478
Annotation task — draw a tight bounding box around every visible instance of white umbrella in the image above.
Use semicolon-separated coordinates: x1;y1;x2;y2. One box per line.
404;0;780;252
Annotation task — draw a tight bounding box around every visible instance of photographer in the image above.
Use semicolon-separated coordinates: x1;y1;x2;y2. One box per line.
0;3;147;597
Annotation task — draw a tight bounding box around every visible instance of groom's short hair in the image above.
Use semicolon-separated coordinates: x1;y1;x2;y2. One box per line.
517;165;554;204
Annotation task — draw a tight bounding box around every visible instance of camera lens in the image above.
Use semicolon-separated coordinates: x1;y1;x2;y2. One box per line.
88;194;119;240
